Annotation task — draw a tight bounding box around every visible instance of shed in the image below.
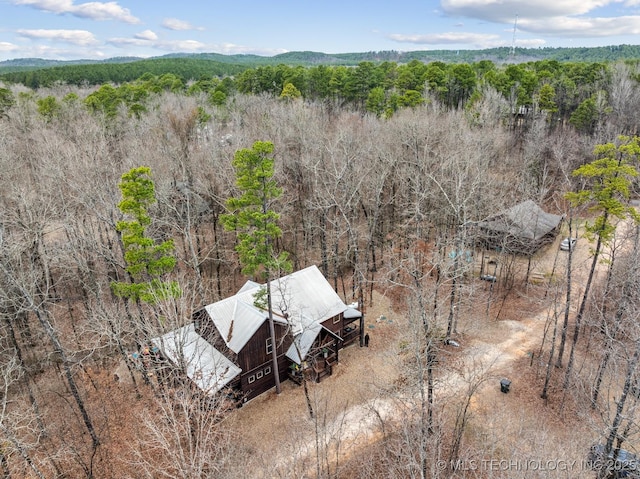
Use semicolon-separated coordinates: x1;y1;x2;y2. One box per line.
474;200;563;255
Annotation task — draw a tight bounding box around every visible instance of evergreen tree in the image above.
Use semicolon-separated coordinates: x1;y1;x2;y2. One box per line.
111;166;181;303
221;141;291;394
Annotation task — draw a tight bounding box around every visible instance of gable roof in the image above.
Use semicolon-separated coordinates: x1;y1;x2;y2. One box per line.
285;319;343;365
478;200;563;241
285;317;322;364
204;265;349;354
204;292;274;354
269;265;349;335
151;324;241;395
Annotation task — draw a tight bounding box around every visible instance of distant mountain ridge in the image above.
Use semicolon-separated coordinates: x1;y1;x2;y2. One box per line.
2;43;640;72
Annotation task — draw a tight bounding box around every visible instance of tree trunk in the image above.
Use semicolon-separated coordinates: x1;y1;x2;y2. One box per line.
598;338;640;478
266;279;281;395
541;310;559;401
593;226;640;406
564;223;605;388
3;314;45;434
0;424;46;479
320;209;328;278
37;309;100;449
0;451;10;479
556;218;574;368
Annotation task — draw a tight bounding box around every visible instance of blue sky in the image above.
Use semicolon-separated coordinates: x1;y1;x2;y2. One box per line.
1;0;640;61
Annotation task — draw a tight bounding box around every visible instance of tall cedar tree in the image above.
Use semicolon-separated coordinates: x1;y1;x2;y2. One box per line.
111;166;181;303
221;141;291;394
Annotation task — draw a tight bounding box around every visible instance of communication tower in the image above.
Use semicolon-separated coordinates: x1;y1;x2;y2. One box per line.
510;14;518;57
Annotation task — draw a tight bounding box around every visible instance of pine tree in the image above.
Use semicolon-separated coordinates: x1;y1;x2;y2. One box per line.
111;166;181;303
221;141;291;394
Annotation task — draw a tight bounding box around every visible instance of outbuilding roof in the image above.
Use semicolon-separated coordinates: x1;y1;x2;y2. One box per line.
478;200;563;240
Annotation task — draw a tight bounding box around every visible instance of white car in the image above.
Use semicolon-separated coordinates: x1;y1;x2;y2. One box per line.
560;237;577;251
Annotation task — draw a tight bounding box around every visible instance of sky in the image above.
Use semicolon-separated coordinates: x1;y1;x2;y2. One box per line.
1;0;640;62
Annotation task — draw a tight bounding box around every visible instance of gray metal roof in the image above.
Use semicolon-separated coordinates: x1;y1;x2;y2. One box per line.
237;280;260;293
285;317;322;364
151;324;241;395
285;319;344;364
269;265;349;334
344;307;363;319
204;265;349;354
478;200;563;240
204;293;274;354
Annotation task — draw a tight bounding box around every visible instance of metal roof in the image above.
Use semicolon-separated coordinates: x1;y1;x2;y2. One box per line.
286;319;343;364
269;265;349;334
478;200;563;240
151;324;241;395
344;307;363;319
204;294;272;354
237;280;260;293
285;317;322;364
204;265;350;353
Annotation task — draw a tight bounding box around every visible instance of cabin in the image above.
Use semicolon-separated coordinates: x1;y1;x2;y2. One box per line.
473;200;563;255
151;265;364;403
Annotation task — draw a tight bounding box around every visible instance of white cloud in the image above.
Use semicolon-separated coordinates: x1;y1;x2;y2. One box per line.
107;36;207;52
438;0;640;43
208;42;286;56
107;37;152;47
135;30;158;41
17;29;98;46
162;18;203;31
518;14;640;37
0;42;19;52
441;0;620;22
515;38;547;47
13;0;73;14
13;0;140;24
105;33;284;56
388;31;503;48
18;44;108;59
160;39;207;51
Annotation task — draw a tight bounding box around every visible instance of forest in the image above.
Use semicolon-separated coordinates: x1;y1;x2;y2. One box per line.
3;43;640;90
1;53;640;478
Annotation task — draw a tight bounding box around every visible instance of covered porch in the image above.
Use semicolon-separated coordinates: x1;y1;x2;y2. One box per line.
286;323;342;384
342;305;364;347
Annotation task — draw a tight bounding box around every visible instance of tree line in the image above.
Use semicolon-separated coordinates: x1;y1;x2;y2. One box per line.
3;57;640;137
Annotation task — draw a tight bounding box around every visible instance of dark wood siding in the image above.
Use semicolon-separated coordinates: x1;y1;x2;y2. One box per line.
321;312;362;347
321;313;344;337
236;322;291;372
237;322;292;400
192;308;237;360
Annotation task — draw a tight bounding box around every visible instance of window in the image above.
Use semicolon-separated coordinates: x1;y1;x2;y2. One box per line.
333;315;341;324
248;375;255;384
266;337;273;354
264;366;271;375
256;370;263;379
